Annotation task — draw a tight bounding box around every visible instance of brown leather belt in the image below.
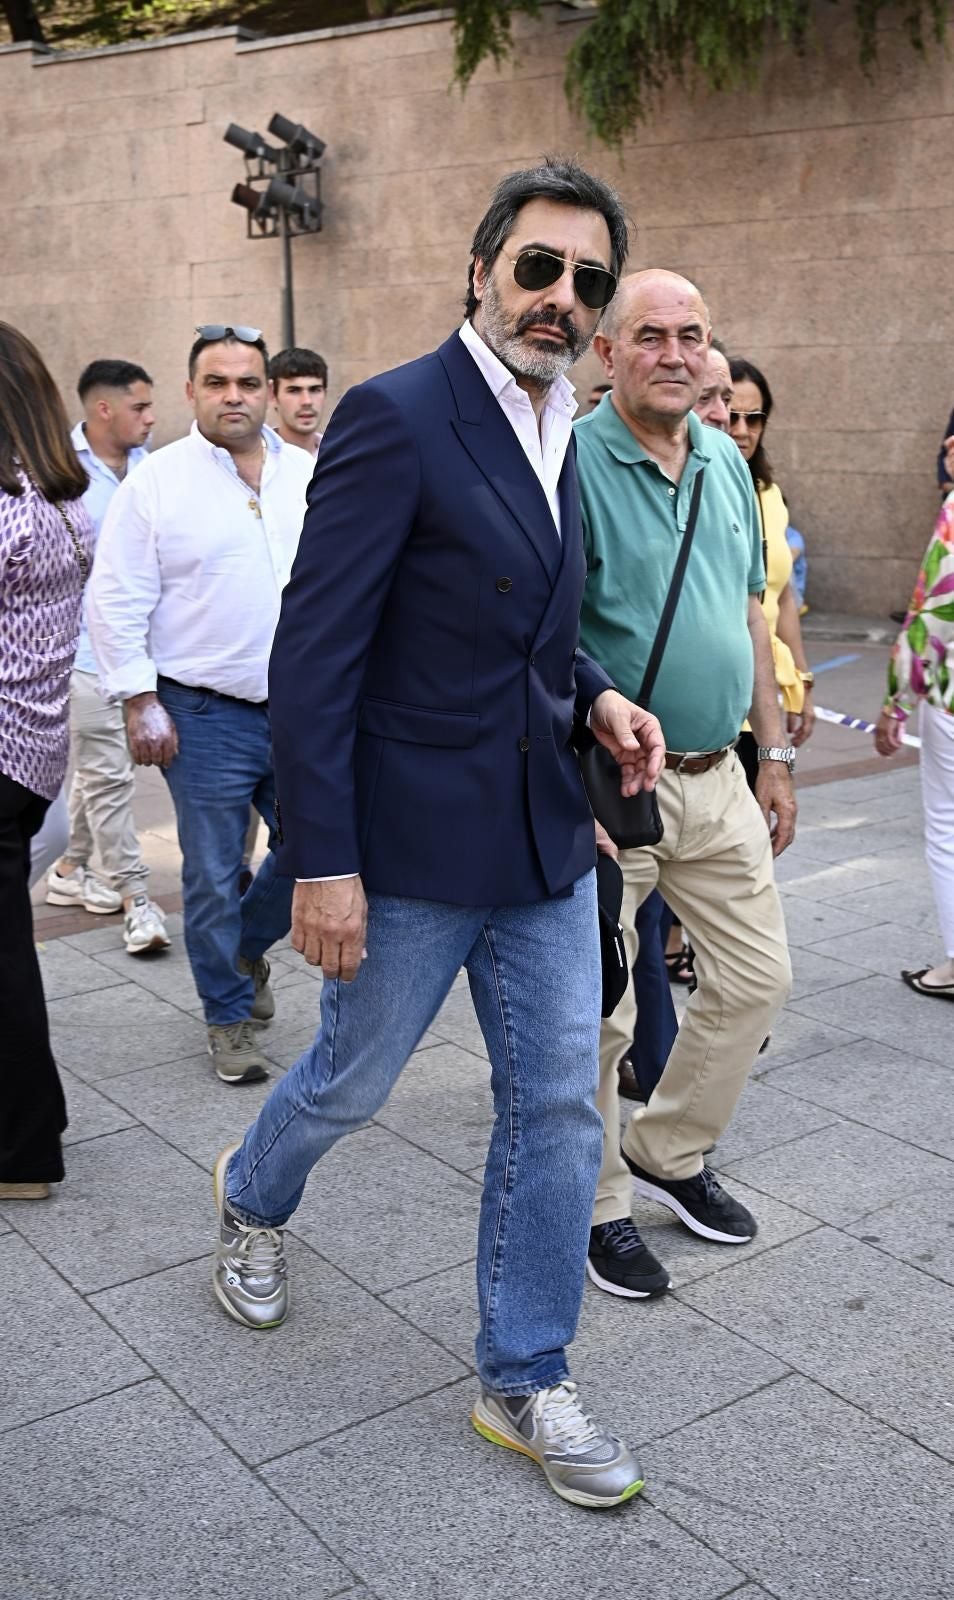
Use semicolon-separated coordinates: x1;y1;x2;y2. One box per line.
664;746;733;776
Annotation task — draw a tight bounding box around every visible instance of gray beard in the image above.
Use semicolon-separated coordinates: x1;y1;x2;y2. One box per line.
477;276;589;387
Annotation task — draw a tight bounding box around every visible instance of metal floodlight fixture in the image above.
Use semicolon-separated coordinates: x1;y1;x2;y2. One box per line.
224;122;282;165
230;181;277;226
268;112;326;164
264;173;322;232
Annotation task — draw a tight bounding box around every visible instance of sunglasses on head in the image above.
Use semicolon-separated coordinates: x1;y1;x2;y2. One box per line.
194;324;263;344
729;409;766;428
505;248;618;311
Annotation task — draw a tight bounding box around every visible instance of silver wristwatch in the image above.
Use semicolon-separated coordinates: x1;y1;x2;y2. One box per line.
757;744;796;774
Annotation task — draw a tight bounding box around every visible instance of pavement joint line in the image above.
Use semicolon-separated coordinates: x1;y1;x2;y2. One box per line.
638;1362;796;1453
0;1374;157;1442
753;1080;954;1169
377;1253;478;1298
366;1116;489;1186
253;1371;478;1472
651;1222;827;1292
705;1109;846;1168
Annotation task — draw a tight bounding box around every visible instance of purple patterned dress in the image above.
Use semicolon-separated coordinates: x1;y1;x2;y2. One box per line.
0;476;95;800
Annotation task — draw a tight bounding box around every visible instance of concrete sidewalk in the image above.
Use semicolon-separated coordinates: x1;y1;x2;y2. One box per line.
7;759;954;1597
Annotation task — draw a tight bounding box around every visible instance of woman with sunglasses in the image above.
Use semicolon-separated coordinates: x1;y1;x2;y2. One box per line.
0;323;94;1200
728;357;815;786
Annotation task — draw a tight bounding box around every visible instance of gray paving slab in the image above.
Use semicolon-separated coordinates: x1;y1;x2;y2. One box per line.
288;1123;481;1292
776;848;926;901
58;918;133;953
787;945;873;1000
788;973;954;1067
680;1228;954;1460
749;1008;862;1069
35;938;128;1001
92;1241;467;1465
47;982;204;1080
821;878;941;936
803;766;921;807
777;891;886;948
374;1041;494;1172
92;935;200;1008
721;1119;954;1226
788;818;924;864
263;1380;744;1600
800;918;937;977
5;1126;213;1292
428;983;490;1059
0;1233;148;1432
0;1380;349;1600
102;1052;284;1170
61;1068;138;1146
765;1039;954;1155
643;1374;954;1600
849;1193;954;1288
706;1078;841;1168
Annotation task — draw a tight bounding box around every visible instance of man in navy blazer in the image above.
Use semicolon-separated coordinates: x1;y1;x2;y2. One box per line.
212;160;664;1509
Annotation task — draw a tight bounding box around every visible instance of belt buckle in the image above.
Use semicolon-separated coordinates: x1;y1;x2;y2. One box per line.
674;751;692;774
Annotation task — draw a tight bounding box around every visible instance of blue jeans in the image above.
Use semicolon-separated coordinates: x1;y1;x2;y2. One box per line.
228;872;604;1394
158;680;294;1025
631;889;678;1101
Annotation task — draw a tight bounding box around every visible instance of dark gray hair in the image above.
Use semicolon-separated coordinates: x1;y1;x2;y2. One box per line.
465;157;629;319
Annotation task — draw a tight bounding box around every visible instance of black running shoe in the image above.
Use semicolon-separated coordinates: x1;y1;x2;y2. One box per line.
586;1218;672;1298
623;1157;757;1244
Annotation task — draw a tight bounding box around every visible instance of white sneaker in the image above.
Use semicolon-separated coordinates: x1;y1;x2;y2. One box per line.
46;865;121;915
124;895;171;956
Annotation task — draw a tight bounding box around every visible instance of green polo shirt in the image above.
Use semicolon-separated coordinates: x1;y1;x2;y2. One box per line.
575;399;765;753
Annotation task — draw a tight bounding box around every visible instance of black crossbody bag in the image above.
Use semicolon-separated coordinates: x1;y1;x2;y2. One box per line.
577;467;705;849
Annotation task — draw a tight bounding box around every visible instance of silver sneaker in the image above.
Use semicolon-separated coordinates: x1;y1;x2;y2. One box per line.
212;1143;288;1329
207;1021;270;1084
46;865;121;915
124;894;171;956
238;955;275;1023
472;1381;643;1508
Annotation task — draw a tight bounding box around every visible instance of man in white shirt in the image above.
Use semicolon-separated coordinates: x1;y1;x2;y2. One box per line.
212;162;666;1508
268;347;327;457
88;326;314;1084
46;360;170;958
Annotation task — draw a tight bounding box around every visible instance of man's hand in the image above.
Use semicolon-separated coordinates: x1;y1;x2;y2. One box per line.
590;689;665;795
874;708;904;758
292;877;368;980
754;762;797;857
594;819;618;861
125;692;178;768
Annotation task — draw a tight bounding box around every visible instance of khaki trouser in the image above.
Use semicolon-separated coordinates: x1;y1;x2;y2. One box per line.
594;752;792;1223
61;669;149;900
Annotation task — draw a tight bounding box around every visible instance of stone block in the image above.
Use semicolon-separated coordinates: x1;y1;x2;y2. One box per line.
849;1193;954;1289
46;983;204;1081
0;1234;148;1432
0;1380;348;1600
722;1119;954;1226
681;1229;954;1461
644;1375;954;1599
263;1381;743;1599
288;1123;481;1293
61;1068;138;1146
788;975;952;1067
777;892;887;947
765;1039;954;1158
35;940;127;1002
788;945;873;1000
92;1242;466;1465
102;1053;283;1170
800;921;932;978
7;1126;213;1292
754;1009;862;1069
709;1079;841;1168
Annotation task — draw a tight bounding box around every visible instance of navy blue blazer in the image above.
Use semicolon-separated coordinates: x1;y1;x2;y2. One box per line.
269;330;614;905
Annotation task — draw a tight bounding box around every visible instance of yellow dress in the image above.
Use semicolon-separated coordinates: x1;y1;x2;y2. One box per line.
758;481;804;715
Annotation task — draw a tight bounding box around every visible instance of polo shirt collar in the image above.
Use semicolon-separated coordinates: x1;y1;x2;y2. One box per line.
591;393;713;467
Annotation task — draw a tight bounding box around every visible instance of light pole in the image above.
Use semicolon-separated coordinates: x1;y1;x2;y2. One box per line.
225;115;325;351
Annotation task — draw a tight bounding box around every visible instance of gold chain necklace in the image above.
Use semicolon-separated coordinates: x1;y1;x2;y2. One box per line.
247;436;267;519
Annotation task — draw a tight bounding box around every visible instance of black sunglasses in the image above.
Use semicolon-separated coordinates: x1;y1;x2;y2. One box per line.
729;409;766;428
505;248;617;311
194;324;263;343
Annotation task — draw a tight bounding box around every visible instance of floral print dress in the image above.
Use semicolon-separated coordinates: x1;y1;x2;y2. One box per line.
884;493;954;723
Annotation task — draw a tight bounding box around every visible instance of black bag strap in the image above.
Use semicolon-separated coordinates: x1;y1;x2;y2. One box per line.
636;466;705;709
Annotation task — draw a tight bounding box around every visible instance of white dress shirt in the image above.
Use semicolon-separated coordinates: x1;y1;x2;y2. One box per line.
88;422;314;704
457;318;577;535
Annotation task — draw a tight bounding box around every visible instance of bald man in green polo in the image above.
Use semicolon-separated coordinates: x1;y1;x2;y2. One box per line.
576;270;795;1302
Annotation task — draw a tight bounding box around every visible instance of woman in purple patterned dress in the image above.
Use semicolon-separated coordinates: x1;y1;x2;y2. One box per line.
0;324;95;1199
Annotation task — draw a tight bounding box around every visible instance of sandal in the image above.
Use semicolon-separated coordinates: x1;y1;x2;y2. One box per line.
665;946;695;984
901;968;954;1002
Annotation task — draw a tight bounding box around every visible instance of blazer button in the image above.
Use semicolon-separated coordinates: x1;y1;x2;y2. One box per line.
496;577;513;593
518;736;531;752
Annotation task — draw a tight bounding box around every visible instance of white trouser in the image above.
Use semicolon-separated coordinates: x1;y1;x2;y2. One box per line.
920;702;954;957
61;669;149;900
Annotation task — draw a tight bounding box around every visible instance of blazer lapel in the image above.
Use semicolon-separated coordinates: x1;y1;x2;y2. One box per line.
531;443;586;652
439;333;561;585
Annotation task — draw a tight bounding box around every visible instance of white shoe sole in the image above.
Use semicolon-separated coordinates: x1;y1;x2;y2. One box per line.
631;1175;754;1244
46;888;120;914
207;1043;269;1085
585;1257;671;1299
125;934;171;956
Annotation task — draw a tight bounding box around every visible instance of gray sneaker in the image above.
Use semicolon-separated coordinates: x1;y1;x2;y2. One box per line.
207;1021;270;1084
238;955;275;1023
472;1381;643;1508
212;1143;288;1329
